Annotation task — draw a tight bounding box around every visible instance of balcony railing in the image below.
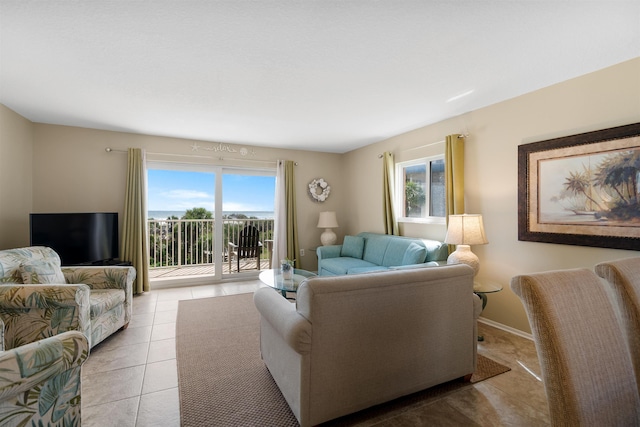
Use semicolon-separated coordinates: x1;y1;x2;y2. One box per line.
148;218;274;277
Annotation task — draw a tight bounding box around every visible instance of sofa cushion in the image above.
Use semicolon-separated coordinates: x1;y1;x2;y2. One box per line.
362;234;391;265
19;259;66;284
381;239;413;266
401;242;427;265
89;289;126;319
319;257;378;276
341;236;364;259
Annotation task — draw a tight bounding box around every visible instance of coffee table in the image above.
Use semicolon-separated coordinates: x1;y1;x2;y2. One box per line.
259;268;316;297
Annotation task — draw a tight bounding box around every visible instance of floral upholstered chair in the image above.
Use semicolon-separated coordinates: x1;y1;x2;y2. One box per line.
0;319;89;426
0;246;136;349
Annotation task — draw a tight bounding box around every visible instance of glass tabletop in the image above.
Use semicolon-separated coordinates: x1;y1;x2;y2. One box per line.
473;281;503;294
259;268;316;293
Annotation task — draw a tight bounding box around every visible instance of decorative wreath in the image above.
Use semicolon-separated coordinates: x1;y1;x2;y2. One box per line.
308;178;331;202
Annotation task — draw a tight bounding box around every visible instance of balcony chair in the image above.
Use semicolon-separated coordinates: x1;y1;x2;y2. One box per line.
0;319;89;426
511;268;640;425
0;246;135;350
595;256;640;389
228;225;262;272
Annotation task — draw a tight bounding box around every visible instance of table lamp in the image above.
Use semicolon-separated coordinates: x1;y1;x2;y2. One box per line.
317;211;338;246
444;214;488;276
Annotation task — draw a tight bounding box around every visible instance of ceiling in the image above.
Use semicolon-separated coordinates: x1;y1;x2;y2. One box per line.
1;1;638;154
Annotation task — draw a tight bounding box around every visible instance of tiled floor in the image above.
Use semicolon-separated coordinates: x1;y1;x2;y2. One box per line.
82;280;550;426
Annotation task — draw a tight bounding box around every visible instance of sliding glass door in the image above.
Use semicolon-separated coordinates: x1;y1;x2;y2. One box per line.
147;162;275;283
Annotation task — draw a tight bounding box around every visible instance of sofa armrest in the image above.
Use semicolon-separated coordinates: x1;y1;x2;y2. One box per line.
0;330;88;403
0;284;92;349
253;288;311;355
316;245;342;262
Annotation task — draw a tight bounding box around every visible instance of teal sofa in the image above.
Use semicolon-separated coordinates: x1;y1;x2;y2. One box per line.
316;232;448;276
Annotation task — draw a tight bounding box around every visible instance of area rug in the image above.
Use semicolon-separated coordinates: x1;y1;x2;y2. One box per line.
176;293;511;427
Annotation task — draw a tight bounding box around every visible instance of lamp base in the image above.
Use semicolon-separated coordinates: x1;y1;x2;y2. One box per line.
447;244;480;276
320;229;337;246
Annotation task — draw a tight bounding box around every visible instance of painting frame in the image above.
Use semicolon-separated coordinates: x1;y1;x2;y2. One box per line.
518;122;640;250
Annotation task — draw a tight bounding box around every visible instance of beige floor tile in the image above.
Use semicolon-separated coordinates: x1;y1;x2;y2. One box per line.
222;282;261;295
190;283;226;299
155;300;179;312
83;342;149;375
132;295;158;315
130;311;155;328
151;322;176;341
136;388;180;427
147;338;176;363
156;288;193;301
142;359;178;394
153;309;177;324
82;396;139;427
96;326;153;351
83;365;145;407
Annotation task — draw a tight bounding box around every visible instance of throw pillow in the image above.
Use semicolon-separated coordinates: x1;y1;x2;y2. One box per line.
401;242;427;265
19;259;66;284
341;235;365;259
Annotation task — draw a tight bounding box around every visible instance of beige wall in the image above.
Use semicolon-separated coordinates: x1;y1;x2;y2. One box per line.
344;57;640;333
1;57;639;333
29;124;344;272
0;104;33;248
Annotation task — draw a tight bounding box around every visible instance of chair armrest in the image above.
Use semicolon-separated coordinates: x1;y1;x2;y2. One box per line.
253;288;311;354
0;284;92;349
0;284;90;309
0;330;88;401
62;266;134;326
61;266;136;291
316;245;342;262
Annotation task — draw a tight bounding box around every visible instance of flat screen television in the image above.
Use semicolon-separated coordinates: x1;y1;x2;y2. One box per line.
30;212;119;265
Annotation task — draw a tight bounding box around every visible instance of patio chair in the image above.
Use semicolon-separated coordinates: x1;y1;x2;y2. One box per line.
228;225;262;272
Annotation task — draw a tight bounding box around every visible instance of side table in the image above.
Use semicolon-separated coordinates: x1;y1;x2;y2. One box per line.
473;281;503;341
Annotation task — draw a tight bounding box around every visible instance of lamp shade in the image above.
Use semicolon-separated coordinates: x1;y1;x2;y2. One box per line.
317;211;338;229
444;214;488;246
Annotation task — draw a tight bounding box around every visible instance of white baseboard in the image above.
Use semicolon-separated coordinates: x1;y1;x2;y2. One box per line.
478;317;533;341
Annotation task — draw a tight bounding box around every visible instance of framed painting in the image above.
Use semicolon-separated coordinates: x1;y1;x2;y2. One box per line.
518;122;640;250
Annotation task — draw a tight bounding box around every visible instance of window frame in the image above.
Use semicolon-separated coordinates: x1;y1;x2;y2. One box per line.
395;155;446;225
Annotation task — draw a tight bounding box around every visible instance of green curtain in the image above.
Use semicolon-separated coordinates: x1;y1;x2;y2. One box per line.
445;134;465;254
121;148;150;294
284;160;300;265
382;151;399;235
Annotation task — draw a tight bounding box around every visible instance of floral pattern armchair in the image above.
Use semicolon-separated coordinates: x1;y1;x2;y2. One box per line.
0;247;135;349
0;319;89;427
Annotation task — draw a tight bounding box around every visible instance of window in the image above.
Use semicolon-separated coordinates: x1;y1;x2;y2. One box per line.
396;156;445;223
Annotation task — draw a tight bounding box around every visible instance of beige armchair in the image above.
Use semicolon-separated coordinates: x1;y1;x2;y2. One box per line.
511;268;640;425
595;256;640;389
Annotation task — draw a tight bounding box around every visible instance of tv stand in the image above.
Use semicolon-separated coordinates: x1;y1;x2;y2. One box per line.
77;259;132;266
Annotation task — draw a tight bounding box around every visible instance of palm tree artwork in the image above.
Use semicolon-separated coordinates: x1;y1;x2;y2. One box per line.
549;149;640;223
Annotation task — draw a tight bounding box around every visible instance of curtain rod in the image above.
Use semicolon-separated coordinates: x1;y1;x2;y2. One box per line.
377;134;468;158
104;147;287;165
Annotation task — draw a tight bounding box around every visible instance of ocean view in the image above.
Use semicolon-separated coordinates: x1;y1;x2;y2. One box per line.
148;210;274;219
